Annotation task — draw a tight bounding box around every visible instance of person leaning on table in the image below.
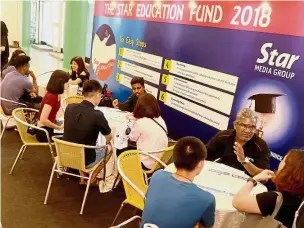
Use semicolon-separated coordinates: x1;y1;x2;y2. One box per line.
233;149;304;228
206;108;270;176
112;76;145;112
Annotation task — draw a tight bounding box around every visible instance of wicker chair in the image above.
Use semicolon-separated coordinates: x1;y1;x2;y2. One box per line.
44;136;113;214
111;150;148;226
0;98;26;140
9;108;55;174
61;95;83;111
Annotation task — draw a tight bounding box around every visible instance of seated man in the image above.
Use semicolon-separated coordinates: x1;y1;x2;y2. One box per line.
112;76;145;112
141;136;215;228
0;55;40;114
63;80;112;184
207;108;270;176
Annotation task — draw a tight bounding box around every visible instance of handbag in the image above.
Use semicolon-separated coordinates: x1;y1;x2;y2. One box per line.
240;192;287;228
151;118;168;135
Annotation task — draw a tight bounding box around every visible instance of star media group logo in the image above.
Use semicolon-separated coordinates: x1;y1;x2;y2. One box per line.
254;42;300;80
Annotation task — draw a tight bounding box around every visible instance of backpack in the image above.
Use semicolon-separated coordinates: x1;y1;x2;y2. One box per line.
292;200;304;228
240;192;287;228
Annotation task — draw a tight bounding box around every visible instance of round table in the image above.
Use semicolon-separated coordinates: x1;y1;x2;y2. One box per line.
165;161;267;228
95;106;134;149
94;107;134;192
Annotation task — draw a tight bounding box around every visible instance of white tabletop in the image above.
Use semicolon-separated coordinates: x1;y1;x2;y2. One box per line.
165;161;267;211
55;107;134;149
94;107;134;149
95;106;131;123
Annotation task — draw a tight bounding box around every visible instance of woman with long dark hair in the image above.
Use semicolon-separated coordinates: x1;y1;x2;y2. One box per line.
36;70;70;142
68;56;90;94
1;49;25;78
233;149;304;228
1;21;9;70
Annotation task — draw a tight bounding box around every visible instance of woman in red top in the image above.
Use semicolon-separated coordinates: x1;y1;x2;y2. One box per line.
36;70;70;142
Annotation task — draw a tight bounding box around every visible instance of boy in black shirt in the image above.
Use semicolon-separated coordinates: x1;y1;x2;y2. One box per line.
64;80;112;184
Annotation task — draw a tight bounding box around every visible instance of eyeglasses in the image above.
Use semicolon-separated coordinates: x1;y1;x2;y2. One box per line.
237;123;256;131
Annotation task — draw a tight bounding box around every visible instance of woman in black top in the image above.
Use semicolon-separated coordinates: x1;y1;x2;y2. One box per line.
233;149;304;228
68;56;90;89
1;21;9;69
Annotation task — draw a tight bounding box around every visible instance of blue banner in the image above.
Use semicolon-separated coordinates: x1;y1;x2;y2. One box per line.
91;2;304;170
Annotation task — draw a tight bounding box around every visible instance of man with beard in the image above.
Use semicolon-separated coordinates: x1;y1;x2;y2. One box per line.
112;76;145;112
207;108;270;176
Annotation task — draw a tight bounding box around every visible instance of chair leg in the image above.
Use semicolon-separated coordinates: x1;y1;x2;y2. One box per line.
44;161;57;204
0;120;7;140
111;202;125;226
111;174;121;191
0;116;12;140
48;145;60;178
19;146;27;160
80;172;92;215
48;144;55;162
9;144;26;174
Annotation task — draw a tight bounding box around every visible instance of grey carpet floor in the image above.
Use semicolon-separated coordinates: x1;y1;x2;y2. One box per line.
1;129;138;228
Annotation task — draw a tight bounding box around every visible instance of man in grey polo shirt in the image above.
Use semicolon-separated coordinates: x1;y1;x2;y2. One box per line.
0;55;40;114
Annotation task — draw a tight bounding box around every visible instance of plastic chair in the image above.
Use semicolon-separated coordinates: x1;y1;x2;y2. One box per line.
111;146;175;190
0;105;13;140
61;95;83;111
9;108;55;174
168;138;177;147
111;150;148;226
44;137;113;214
143;145;175;176
0;97;26;140
109;216;141;228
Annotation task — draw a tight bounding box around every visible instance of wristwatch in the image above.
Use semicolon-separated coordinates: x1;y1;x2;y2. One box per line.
241;157;250;165
247;177;257;187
